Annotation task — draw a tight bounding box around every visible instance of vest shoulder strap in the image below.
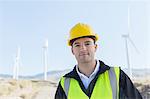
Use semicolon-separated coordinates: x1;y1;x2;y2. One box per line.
108;67;118;99
64;77;71;97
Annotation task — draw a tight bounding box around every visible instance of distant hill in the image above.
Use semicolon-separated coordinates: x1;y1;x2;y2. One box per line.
122;68;150;77
0;69;71;83
0;68;149;83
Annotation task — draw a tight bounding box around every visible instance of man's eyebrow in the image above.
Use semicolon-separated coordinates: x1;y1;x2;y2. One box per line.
84;41;93;43
73;41;93;44
73;42;80;45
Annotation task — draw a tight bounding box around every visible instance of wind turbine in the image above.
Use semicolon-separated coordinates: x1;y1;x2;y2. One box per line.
122;6;139;79
43;39;48;80
13;46;20;80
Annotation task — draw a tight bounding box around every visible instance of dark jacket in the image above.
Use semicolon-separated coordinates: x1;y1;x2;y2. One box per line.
55;60;142;99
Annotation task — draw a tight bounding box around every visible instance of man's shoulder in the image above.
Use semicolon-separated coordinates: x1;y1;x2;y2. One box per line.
62;66;78;79
97;60;122;75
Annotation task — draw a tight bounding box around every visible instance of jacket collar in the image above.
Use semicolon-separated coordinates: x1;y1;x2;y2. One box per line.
64;60;110;80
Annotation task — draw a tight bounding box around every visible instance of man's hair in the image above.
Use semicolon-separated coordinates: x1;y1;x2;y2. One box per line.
70;36;96;46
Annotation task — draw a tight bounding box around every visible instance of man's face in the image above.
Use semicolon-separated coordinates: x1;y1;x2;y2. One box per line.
71;37;97;64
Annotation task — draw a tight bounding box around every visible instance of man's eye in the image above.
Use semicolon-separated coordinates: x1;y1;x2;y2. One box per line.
74;44;80;47
85;43;90;46
85;42;92;46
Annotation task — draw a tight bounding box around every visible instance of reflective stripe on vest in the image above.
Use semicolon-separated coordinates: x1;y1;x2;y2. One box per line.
60;67;120;99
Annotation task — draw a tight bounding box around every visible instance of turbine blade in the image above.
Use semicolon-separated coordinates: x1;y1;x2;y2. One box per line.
128;6;131;36
128;37;140;54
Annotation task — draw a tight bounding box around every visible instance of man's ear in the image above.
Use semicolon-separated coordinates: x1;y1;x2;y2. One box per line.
71;47;74;55
95;44;98;52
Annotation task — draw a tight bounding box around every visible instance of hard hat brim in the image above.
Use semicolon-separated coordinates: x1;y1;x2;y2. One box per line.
68;34;99;46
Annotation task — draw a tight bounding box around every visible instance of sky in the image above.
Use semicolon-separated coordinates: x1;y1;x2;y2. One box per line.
0;0;150;76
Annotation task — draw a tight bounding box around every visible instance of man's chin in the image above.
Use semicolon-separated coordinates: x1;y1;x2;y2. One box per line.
79;59;91;63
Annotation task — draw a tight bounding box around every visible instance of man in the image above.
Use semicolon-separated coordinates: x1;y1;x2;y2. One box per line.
55;23;142;99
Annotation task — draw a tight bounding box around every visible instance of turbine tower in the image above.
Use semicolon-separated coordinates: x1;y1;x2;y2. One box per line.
122;6;139;79
122;34;132;78
43;39;48;80
13;47;20;80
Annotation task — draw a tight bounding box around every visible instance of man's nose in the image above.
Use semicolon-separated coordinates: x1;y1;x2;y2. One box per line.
80;43;86;51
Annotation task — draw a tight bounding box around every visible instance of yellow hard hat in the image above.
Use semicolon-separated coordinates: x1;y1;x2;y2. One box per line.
68;23;99;46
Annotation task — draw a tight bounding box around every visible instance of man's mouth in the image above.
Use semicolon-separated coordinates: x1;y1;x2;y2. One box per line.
79;53;89;56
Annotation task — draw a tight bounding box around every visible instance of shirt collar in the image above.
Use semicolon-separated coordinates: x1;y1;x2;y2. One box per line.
76;60;100;78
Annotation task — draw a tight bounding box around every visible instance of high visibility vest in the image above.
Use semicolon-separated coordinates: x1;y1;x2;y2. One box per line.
60;67;120;99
